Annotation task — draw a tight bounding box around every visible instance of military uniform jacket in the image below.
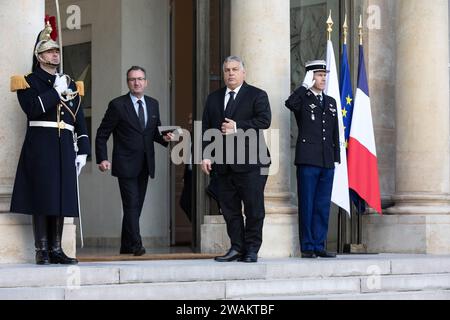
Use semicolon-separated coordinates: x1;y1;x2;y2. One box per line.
285;86;340;169
10;66;91;217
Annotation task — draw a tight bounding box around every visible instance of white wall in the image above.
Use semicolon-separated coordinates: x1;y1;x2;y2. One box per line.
0;0;46;263
0;0;45;211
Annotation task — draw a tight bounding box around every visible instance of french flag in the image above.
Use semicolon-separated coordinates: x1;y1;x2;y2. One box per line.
347;45;382;214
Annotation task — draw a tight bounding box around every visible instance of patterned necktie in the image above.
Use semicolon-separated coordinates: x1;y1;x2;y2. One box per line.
225;91;235;118
137;100;146;130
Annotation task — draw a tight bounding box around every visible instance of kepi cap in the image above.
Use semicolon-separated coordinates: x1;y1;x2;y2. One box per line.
305;60;329;73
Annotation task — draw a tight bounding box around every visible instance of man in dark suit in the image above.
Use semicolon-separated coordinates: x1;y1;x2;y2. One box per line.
285;60;340;259
201;56;271;263
96;66;173;256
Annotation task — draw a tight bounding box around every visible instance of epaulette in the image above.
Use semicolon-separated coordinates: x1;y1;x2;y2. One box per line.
76;81;85;97
10;75;31;92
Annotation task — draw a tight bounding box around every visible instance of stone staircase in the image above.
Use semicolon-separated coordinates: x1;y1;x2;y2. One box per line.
0;254;450;300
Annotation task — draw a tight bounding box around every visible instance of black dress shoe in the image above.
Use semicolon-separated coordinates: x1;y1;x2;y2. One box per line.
133;247;146;256
120;248;133;254
35;250;50;265
301;251;317;259
242;252;258;263
214;249;243;262
315;250;337;258
49;249;78;265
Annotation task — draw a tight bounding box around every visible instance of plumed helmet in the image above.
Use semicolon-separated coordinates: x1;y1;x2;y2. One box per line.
33;16;60;72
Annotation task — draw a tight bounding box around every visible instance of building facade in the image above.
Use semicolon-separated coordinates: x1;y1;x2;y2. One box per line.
0;0;449;263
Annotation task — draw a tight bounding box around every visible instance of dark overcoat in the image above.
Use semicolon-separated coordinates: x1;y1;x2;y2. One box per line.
10;66;90;217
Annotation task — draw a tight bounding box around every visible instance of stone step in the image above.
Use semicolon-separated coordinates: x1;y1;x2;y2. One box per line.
1;255;450;300
361;273;450;294
225;273;450;299
0;282;227;300
2;255;450;289
0;272;449;300
241;290;450;300
0;264;120;288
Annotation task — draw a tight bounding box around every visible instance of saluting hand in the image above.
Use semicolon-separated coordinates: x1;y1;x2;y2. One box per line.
302;70;316;90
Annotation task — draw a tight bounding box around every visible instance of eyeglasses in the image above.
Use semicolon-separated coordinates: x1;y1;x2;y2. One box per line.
127;77;146;82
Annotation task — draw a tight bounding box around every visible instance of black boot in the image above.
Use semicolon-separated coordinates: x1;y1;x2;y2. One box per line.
32;216;50;265
48;216;78;265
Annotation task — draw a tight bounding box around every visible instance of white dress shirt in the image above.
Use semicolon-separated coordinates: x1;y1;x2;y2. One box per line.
224;84;243;111
130;93;148;125
224;84;243;134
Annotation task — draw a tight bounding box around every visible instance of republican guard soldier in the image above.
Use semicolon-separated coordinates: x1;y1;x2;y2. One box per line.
10;17;90;265
285;60;340;259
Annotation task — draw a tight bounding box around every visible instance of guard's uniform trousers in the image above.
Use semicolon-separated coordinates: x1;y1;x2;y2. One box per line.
285;86;341;252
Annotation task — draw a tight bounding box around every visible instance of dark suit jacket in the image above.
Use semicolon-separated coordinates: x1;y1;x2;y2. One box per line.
285;86;340;169
202;82;271;174
95;94;168;178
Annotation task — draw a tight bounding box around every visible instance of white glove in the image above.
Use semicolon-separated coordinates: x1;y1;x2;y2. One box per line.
54;74;68;95
75;154;88;176
302;71;316;90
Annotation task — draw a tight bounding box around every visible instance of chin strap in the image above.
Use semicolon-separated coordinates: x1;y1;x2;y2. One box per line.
37;55;60;69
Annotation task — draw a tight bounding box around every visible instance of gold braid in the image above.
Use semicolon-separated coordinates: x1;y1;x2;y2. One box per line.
60;92;82;123
56;80;83;137
60;100;77;122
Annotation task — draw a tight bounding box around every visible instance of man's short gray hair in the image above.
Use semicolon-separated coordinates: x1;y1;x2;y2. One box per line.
223;56;245;71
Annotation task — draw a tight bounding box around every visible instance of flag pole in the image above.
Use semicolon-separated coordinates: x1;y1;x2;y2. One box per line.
343;15;348;46
339;14;348;254
359;15;363;46
327;11;336;252
357;14;364;246
328;11;354;252
327;11;333;41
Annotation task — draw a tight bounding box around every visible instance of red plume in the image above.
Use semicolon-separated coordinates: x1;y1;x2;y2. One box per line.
44;15;58;41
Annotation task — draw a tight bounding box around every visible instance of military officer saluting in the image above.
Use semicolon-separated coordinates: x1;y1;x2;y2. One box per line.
10;17;90;265
285;60;340;259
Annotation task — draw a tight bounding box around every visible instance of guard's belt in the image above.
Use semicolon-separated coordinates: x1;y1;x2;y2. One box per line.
29;121;75;133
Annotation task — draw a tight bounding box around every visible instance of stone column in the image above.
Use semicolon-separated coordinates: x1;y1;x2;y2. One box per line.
363;0;450;254
231;0;299;258
0;0;75;263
